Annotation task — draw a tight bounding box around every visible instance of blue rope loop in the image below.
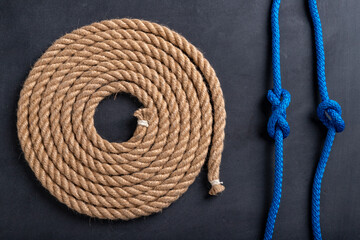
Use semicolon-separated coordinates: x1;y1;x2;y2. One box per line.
317;99;345;132
267;89;291;139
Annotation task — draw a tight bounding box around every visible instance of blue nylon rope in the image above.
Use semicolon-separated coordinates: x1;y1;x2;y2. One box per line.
264;0;290;239
309;0;345;239
264;0;345;239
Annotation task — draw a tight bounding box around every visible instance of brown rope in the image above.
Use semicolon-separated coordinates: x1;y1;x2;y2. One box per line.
17;19;226;220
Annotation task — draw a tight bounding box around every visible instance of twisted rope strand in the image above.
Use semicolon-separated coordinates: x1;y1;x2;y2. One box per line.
264;0;291;239
308;1;345;239
17;19;226;220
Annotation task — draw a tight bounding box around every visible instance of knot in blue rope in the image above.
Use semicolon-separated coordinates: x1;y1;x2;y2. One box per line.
267;88;291;139
317;99;345;133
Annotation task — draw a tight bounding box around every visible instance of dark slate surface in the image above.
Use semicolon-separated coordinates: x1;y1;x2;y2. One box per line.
0;0;359;239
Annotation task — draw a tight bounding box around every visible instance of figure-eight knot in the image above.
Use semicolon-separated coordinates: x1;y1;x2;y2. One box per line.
267;89;291;139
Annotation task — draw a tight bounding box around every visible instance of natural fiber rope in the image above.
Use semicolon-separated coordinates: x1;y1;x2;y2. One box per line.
17;19;226;220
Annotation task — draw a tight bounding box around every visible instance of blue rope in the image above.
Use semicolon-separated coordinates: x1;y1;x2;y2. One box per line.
264;1;344;239
263;0;290;239
309;0;345;239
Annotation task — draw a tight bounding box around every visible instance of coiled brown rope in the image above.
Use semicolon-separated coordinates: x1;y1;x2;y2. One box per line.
17;19;226;220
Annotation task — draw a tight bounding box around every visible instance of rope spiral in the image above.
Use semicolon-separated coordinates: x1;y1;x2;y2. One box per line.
17;19;226;220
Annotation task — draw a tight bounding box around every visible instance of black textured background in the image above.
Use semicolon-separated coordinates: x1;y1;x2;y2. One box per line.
1;0;359;239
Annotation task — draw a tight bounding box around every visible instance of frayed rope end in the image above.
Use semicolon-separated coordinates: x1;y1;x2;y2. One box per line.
208;179;225;195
